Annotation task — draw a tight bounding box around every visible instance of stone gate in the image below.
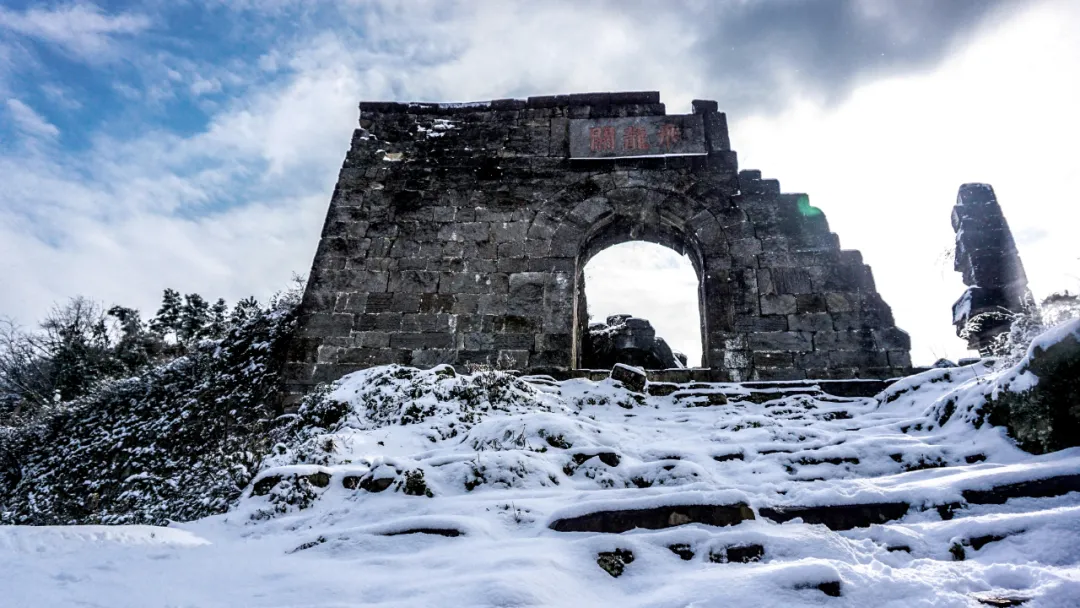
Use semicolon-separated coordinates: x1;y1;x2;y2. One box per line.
283;91;911;399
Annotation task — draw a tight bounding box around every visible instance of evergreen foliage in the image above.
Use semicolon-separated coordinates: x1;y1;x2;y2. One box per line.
0;283;302;525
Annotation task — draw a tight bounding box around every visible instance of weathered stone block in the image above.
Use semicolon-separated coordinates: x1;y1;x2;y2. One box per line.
410;349;458;367
760;294;797;316
814;330;875;351
364;293;396;312
390;332;454;349
356;313;403;332
874;328;911;351
357;331;391;348
825;292;857;313
754;367;806;381
754;351;794;367
887;350;912;368
610;363;647;392
401;313;451;333
389;270;440;293
419;293;454;313
829;350;888;368
304;313;355;337
346;271;389;293
492;221;529;242
796;294;829;314
788;313;834;332
723;350;751;369
734;316;789;332
771;268;813;294
749;332;813;352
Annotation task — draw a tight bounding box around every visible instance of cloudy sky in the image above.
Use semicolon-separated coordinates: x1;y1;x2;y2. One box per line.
2;0;1078;367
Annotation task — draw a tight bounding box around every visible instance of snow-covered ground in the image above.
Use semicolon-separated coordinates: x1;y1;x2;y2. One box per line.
2;362;1080;607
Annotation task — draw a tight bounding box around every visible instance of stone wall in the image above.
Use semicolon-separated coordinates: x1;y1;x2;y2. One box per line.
283;92;911;400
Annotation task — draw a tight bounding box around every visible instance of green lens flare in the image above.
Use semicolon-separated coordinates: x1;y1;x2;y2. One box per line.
797;194;823;217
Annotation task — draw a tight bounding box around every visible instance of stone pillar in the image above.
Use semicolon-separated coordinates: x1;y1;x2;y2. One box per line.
951;183;1034;354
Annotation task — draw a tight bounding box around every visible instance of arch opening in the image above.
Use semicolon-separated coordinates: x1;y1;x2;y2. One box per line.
572;212;708;370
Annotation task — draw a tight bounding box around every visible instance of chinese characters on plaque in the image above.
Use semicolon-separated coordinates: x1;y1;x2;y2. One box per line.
569;115;705;159
588;124;681;153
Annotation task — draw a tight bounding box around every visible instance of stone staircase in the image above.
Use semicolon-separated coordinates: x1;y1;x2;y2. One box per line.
244;364;1080;605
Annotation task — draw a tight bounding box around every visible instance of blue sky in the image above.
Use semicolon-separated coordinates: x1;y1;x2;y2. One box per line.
2;0;1079;365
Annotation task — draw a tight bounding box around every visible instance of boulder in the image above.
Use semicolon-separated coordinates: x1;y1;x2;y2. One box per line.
583;314;684;369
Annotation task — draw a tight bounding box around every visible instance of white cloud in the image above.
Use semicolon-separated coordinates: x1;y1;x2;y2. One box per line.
0;38;369;324
5;99;59;139
0;2;149;61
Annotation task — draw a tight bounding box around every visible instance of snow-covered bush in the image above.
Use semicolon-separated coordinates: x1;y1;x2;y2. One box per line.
0;303;297;525
262;365;559;472
961;291;1080;366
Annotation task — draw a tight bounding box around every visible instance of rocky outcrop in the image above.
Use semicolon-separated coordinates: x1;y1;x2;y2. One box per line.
583;315;684;370
951;183;1034;354
986;322;1080;453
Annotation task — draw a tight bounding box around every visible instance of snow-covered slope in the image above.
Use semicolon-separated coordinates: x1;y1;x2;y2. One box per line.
3;362;1080;607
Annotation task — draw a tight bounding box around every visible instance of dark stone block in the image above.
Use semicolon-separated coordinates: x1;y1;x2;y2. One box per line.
550;502;754;533
494;333;534;350
489;98;526;110
754;351;794;367
772;268;813;294
609;91;661;104
610;363;647;393
734;316;789;332
419;293;454;313
566;92;612;106
788;313;833;332
692;99;719;114
796;293;829;314
759;502;909;530
365;293;395;312
389;270;440;293
749;332;813;352
389;332;454;350
962;474;1080;504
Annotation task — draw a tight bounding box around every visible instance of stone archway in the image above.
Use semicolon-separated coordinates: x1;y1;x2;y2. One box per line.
283;91;913;402
559;188;721;369
516;182;747;375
